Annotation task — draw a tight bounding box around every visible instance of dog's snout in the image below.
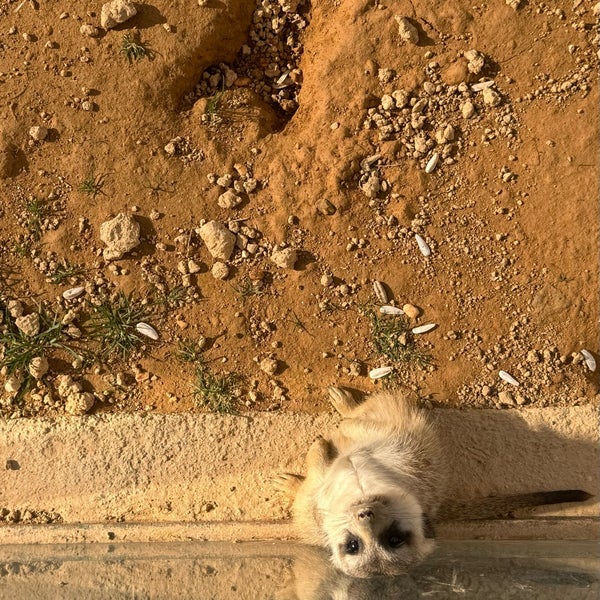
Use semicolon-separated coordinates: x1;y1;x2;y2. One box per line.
357;509;373;520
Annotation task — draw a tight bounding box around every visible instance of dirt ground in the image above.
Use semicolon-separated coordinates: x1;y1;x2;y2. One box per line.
0;0;598;418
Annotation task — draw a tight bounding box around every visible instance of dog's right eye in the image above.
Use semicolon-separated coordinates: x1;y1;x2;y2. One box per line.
343;538;361;555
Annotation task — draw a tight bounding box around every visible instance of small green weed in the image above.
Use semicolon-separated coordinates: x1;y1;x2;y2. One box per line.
48;261;85;284
86;292;152;360
177;338;206;363
80;172;105;199
121;33;150;63
0;305;75;397
155;285;187;310
24;198;49;239
203;90;224;125
366;308;432;368
193;360;239;414
232;278;264;297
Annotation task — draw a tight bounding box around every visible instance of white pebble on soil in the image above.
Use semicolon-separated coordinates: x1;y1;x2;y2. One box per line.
499;370;520;386
415;234;431;257
369;366;394;379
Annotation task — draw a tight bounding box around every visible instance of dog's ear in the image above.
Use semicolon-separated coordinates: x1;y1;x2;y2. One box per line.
422;514;435;539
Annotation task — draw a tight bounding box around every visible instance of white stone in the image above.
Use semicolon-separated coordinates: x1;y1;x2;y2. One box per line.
99;213;140;260
15;313;40;337
217;189;243;209
259;357;279;376
65;391;95;415
461;101;476;119
211;262;230;280
395;16;419;44
380;94;395;111
29;356;49;379
29;126;48;141
101;0;137;30
482;87;502;107
199;221;236;261
271;247;297;269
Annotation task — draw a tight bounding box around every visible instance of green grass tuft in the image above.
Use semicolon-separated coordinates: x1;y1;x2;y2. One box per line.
193;361;239;414
366;307;432;368
86;292;152;360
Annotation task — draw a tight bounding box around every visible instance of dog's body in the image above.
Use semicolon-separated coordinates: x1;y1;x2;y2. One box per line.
276;388;445;578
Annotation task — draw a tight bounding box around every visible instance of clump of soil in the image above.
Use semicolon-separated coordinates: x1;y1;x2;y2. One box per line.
0;0;598;418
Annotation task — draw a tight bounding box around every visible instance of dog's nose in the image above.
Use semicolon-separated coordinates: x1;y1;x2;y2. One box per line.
357;509;373;520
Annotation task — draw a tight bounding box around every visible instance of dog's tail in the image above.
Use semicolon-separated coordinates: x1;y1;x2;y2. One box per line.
438;489;593;521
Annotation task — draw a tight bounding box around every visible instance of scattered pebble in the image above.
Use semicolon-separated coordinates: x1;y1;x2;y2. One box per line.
29;126;48;142
415;234;431;257
369;366;394;379
380;305;404;315
395;16;419;44
580;349;596;372
211;261;230;280
135;322;159;340
499;370;520;386
199;221;236;261
412;323;437;334
402;304;420;319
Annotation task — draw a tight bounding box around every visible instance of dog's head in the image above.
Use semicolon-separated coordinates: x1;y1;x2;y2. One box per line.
321;491;435;578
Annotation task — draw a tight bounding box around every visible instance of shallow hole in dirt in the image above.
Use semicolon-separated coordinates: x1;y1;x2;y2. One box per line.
188;0;311;135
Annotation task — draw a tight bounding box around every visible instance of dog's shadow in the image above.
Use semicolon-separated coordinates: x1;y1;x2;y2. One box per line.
431;406;599;517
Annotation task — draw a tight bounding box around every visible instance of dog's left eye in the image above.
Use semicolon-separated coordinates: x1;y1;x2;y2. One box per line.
385;528;410;548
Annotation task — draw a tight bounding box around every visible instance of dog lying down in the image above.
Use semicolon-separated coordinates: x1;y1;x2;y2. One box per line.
275;387;592;579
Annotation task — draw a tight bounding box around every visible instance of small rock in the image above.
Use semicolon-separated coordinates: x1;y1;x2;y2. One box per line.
199;221;236;261
395;16;419;44
482;87;501;107
4;374;23;395
321;274;333;287
271;247;297;269
7;300;24;318
28;356;49;379
498;391;515;406
360;173;380;198
15;313;40;337
188;259;203;274
402;304;420;319
461;101;476;119
100;0;138;30
99;213;141;260
316;198;336;216
465;49;485;75
164;142;177;156
65;391;95;416
80;23;100;37
29;126;48;141
217;189;243;209
381;94;395;111
216;174;233;188
211;262;230;280
260;357;279;376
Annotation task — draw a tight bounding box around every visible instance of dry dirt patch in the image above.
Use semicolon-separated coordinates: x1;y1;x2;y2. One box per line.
0;0;598;419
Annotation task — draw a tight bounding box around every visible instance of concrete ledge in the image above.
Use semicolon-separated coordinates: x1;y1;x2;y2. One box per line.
1;406;598;538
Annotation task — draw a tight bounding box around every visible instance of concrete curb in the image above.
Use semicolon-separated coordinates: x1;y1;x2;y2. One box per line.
1;406;598;544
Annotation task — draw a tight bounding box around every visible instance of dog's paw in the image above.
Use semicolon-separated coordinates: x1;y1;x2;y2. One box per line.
272;472;304;500
328;386;358;415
